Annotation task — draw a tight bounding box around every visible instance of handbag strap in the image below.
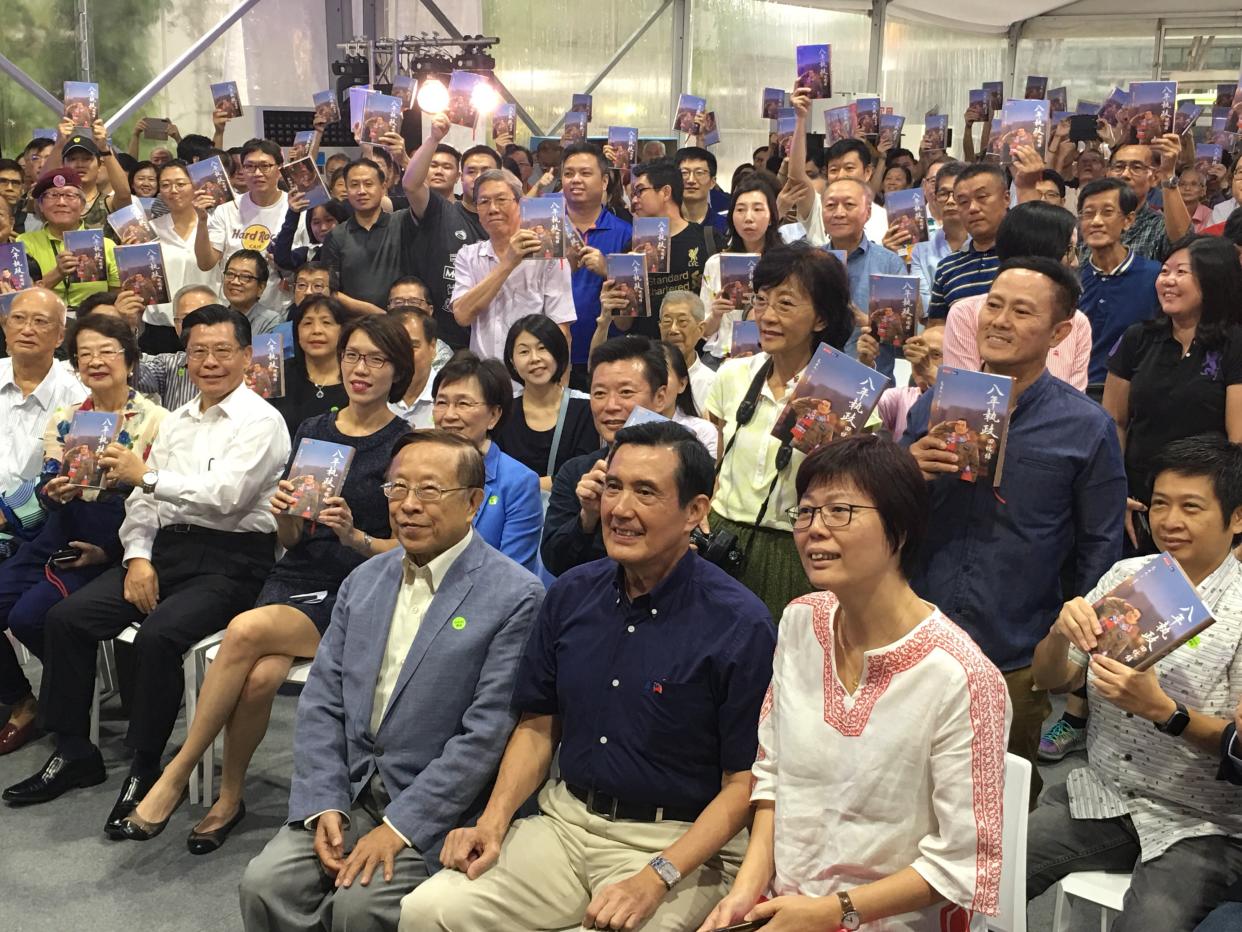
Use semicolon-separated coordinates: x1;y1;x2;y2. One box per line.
546;388;573;478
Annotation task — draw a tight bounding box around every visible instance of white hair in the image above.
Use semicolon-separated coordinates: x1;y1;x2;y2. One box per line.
475;168;524;201
14;286;68;324
173;283;218;311
660;290;706;322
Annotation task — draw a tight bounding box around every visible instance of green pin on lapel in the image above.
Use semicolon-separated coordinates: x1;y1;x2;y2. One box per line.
451;616;467;630
488;494;499;506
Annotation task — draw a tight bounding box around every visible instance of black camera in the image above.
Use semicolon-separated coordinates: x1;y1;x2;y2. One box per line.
689;527;745;578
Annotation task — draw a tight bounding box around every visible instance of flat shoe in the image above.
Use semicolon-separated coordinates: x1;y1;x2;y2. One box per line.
187;800;246;855
119;788;188;841
0;719;39;755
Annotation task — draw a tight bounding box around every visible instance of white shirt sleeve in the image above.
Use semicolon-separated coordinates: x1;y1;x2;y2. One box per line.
801;191;828;247
542;260;578;326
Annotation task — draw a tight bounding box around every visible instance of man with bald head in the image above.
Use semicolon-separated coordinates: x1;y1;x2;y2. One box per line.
0;288;86;559
139;284;218;410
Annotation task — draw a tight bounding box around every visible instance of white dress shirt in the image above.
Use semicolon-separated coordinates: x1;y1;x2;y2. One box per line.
119;383;291;563
0;358;87;493
388;375;434;428
686;357;717;416
451;240;577;361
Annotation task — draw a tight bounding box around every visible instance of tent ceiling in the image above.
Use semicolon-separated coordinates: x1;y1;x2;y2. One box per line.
886;0;1242;33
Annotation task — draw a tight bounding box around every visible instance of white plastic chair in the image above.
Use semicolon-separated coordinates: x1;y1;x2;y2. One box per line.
1051;870;1133;932
988;753;1032;932
6;630;31;665
89;626;224;805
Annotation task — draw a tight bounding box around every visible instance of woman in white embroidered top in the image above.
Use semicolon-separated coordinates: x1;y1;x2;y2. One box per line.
699;434;1012;932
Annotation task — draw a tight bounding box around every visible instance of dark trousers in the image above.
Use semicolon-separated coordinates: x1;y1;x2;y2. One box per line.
38;527;274;755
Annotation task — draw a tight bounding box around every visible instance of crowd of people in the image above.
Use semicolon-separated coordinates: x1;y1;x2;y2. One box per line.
0;67;1241;932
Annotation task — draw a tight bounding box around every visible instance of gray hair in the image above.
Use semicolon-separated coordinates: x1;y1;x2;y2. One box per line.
474;168;524;201
173;283;217;312
660;290;706;322
12;286;68;325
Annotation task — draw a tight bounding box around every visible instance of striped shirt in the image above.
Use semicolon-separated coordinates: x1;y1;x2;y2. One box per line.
1067;554;1242;861
142;351;198;411
927;243;998;321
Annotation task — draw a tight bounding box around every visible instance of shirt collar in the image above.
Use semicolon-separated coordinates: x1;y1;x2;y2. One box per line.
1088;249;1136;278
0;358;68;409
830;236;869;260
403;528;474;593
187;381;250;420
610;549;699;611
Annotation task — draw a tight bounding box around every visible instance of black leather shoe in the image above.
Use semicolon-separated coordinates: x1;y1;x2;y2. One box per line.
2;749;106;805
104;772;159;839
119;788;188;842
186;800;246;854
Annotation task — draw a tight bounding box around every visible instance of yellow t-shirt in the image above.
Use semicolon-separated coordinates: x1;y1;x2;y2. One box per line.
18;225;120;311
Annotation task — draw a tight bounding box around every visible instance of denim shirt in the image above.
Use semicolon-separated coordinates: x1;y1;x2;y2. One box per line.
901;369;1127;671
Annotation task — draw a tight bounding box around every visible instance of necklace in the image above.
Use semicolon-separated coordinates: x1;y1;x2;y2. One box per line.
312;381;326;399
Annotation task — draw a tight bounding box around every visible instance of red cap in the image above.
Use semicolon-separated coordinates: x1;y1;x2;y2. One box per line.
31;167;84;200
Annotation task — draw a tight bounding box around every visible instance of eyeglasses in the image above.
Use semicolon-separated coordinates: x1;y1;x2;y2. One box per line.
631;185;655;198
159;181;190;192
476;195;516;210
223;270;258;284
187;344;240;362
243;162;278;173
0;178;22;187
388;296;431;310
679;168;711;180
77;347;123;362
752;294;808;316
7;313;57;331
42;191;83;203
432;397;486;412
341;349;390;370
381;481;472;503
294;281;330;294
1108;162;1151;176
785;502;879;530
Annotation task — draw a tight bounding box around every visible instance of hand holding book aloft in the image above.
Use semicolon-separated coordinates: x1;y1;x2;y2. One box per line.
1011;146;1047;203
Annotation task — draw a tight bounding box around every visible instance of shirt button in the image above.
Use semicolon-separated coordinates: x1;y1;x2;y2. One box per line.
599;736;608;744
627;625;635;633
650;608;657;615
611;679;619;687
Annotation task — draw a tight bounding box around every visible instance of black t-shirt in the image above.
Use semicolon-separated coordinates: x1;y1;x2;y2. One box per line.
320;209;415;310
271;358;352;441
627;222;713;340
494;395;600;478
408;192;486;350
1108;321;1242;498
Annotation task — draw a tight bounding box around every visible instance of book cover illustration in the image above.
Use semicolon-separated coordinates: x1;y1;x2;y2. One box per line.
1216;83;1237;109
359;92;401;143
728;320;761;359
825;106;852;144
0;243;32;292
983;81;1004;114
606;253;651;318
1098;87;1130;127
1195;144;1223;174
246;332;286;400
271;320;296;359
794;44;831;99
281;158;331;209
1228;69;1242;132
447;71;484;129
700;112;720;147
392;75;417;111
966;89;989;123
571;93;593;120
928;366;1014;486
923;113;948;151
1076;99;1101;116
997;99;1047;163
718;253;760;312
1071;553;1217;672
492;103;517;140
287;130;317;161
114;243;169;306
520;195;565;260
1048;86;1068;113
632;217;670;274
1024;75;1048;100
673;93;707;134
985;117;1004;161
776;113;797;157
772;344;889;455
607;126;638;170
1175;101;1203;136
107;202;156;245
562;111;588;143
762;87;785;120
211;81;242;119
63;81;99;128
883;188;928;244
63;229;107;284
286;438;355;521
852;97;880;140
59;410;121;489
186;155;234;209
877;113;905;150
0;290;28;316
313;89;341;125
1127;81;1176;143
622;406;669;430
868;274;920;347
347;85;372;137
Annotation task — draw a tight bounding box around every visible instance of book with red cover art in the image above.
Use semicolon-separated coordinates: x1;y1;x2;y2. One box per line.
59;410;121;489
928;367;1014;485
286;438;356;521
794;44;831;99
211;81;243;118
606;253;651;317
771;344;889;455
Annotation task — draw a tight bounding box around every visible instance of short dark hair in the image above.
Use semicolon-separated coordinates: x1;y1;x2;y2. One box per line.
343;157;383;184
1149;435;1242;536
933;160;967;190
504;314;569;385
753;145;770;159
76;291;125;318
434;143;462;164
955;162;1007;189
611;420;714;507
368;145;395;171
21;139;53;157
753;245;853;352
995;201;1076;263
675;146;717;178
389;307;436;344
432;353;513;436
995;256;1082;321
795;433;928;577
1039;169;1067;199
156;159;192;187
338;313;414;403
390;429;485;491
888;147;916;164
181;304;251;349
883;163;913;188
69;311;141;374
240;138;282;166
291;294;353;363
825;138;874;170
176;134;213;163
295;261;339;293
1078;177;1138;215
306;199;350;245
0;158;24;176
225;249;270;288
127;159;156;189
461;145;503;170
632;158;684;207
561;141;609;175
588;335;668;395
1222;206;1242;248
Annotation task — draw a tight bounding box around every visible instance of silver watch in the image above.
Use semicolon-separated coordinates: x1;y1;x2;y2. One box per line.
648;855;681;890
141;469;158;494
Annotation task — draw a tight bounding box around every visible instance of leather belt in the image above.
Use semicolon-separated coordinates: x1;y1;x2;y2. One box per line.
566;782;701;824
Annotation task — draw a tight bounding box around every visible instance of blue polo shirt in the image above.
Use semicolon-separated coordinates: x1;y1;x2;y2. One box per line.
569;208;632;365
838;237;906;380
900;370;1126;671
512;550;775;813
927;242;999;321
1079;250;1161;385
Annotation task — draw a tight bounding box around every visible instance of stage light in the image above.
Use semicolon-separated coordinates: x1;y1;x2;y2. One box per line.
417;78;450;113
471;81;501;114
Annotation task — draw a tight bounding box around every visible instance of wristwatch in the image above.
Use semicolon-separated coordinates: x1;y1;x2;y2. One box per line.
647;855;681;890
1161;176;1179;190
141;469;158;494
837;891;862;930
1155;700;1190;736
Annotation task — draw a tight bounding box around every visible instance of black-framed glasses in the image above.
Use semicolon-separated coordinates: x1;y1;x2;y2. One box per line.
785;502;880;531
341;350;390;370
381;481;472;503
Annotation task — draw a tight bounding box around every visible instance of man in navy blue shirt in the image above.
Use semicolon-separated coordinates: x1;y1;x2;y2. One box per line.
903;257;1126;799
675;146;729;237
1077;178;1161;387
402;420;774;932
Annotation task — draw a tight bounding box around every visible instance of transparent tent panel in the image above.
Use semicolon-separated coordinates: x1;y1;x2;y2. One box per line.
1014;36;1158;110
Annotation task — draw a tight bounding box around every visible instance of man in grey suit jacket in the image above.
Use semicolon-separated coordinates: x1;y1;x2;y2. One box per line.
240;430;544;932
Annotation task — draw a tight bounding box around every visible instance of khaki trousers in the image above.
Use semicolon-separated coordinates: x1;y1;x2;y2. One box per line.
1004;665;1052;807
399;780;744;932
